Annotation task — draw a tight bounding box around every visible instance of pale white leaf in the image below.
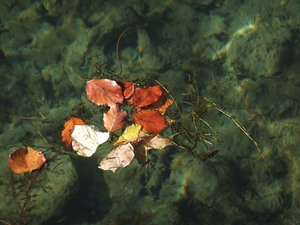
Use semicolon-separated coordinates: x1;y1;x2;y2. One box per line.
71;124;110;157
98;143;134;173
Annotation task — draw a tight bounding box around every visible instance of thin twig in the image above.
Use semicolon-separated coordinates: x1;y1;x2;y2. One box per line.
206;98;273;180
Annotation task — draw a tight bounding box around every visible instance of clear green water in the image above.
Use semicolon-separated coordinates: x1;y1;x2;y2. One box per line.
0;0;300;225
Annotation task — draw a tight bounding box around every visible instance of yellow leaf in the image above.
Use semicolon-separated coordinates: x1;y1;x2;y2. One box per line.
114;124;142;146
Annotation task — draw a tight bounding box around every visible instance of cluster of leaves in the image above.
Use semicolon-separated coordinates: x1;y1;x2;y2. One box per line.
5;73;273;225
7;78;176;174
61;78;174;172
4;26;272;224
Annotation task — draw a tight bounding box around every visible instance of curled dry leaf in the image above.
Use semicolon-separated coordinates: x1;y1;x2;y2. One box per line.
133;131;174;165
98;143;135;173
143;134;174;150
118;81;135;99
133;85;162;108
133;143;148;165
8;146;46;174
114;124;142;146
86;79;124;106
132;109;166;133
71;124;109;157
103;104;127;132
62;117;85;148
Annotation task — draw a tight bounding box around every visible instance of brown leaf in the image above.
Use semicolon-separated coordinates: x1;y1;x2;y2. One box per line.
118;81;135;99
133;85;162;108
132;143;148;165
132;109;166;134
8;147;46;174
147;97;173;114
103;104;127;132
86;79;124;106
61;117;85;148
133;131;174;165
143;133;174;151
131;131;153;165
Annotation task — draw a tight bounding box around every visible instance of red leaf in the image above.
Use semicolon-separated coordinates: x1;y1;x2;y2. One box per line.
145;90;173;114
86;79;124;106
61;117;85;148
133;85;162;108
118;81;135;99
132;109;165;133
8;147;46;174
103;104;127;132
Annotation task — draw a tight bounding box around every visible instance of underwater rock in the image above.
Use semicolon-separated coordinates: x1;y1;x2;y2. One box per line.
185;0;214;7
136;29;164;72
0;154;77;225
244;179;286;214
160;152;219;203
225;7;292;76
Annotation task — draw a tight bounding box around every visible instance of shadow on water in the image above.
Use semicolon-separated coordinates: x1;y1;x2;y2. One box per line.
43;156;112;225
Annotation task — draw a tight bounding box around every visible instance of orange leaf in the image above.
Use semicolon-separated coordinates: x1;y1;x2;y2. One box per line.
133;85;162;108
146;94;173;114
8;147;46;174
61;117;85;148
103;104;127;132
86;79;124;106
118;81;135;99
144;88;173;114
132;109;165;133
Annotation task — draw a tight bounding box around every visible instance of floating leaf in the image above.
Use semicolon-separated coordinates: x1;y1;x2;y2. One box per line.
133;85;162;108
166;117;176;126
61;117;85;148
142;133;174;150
132;143;148;165
114;124;142;146
146;91;174;114
103;104;126;132
133;131;174;165
98;143;134;173
132;109;166;133
118;81;135;99
86;79;124;106
8;147;46;174
71;124;109;157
